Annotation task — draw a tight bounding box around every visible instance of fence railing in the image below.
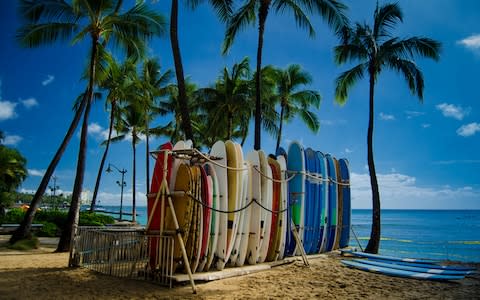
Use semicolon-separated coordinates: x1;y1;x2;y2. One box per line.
71;226;174;287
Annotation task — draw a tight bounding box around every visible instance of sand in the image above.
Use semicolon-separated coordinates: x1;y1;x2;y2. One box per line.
1;236;479;299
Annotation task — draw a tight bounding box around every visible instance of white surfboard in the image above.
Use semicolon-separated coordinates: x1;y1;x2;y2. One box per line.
257;150;272;263
276;155;288;260
235;160;252;266
203;162;219;272
210;141;228;270
228;142;245;265
246;150;262;265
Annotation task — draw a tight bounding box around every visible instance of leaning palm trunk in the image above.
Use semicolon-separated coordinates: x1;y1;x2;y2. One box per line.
90;101;116;211
145;112;150;196
365;70;381;254
253;3;269;150
9;94;87;244
170;0;194;143
57;36;99;253
275;103;285;152
132;130;137;223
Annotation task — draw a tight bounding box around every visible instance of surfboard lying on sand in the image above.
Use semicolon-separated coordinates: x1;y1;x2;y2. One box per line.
349;259;474;276
340;249;440;264
341;259;465;281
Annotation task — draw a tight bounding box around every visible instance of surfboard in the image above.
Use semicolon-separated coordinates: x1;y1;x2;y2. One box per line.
305;148;317;254
164;163;194;273
235;160;251;266
225;140;241;264
229;142;247;266
266;157;281;262
203;163;219;271
287;141;305;255
316;151;329;253
246;150;262;265
210;141;228;270
325;154;338;252
169;140;187;191
196;165;212;272
341;260;464;281
338;158;351;249
333;158;343;250
187;166;203;273
358;258;477;272
276;155;288;260
147;141;173;269
340;249;441;264
258;150;273;263
350;259;474;276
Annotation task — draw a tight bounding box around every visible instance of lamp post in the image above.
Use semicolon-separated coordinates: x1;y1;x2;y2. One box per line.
49;175;60;209
106;163;127;221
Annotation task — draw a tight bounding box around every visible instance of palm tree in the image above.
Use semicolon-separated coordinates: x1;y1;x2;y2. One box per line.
334;2;441;253
270;64;321;151
169;0;233;146
137;58;174;195
13;0;166;252
223;0;347;150
196;57;252;141
110;101;147;224
90;58;136;211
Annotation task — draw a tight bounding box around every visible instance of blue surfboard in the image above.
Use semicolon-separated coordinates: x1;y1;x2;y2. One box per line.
325;154;338;252
362;258;477;272
351;259;474;276
304;148;316;254
287;142;305;256
341;259;464;281
338;158;351;248
341;249;440;264
316;151;329;253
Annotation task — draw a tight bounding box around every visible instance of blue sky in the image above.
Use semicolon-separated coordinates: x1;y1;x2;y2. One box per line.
1;0;479;209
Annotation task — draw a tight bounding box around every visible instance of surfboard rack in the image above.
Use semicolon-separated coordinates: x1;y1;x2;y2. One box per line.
147;149;197;294
290;219;310;267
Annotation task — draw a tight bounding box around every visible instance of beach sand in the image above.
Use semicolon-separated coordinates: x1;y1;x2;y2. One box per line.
1;236;479;299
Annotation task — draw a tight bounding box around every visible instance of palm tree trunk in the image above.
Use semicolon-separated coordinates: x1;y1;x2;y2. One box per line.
9;94;87;244
254;1;271;150
365;71;381;254
90;101;116;211
145;112;150;196
57;36;98;254
227;110;233;140
170;0;194;143
132;130;137;223
275;103;285;152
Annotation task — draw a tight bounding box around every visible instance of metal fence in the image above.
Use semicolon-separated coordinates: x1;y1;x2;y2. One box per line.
71;226;174;287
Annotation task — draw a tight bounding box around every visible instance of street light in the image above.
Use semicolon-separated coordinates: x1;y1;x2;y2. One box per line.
106;163;127;220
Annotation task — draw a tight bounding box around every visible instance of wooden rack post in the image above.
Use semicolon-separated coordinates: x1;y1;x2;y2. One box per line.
291;219;310;267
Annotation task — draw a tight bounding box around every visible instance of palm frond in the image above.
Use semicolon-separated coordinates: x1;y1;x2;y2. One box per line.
386;57;425;101
17;22;78;47
274;0;315;37
334;63;366;105
19;0;78;23
383;37;441;61
310;0;349;34
299;109;320;133
373;2;402;39
222;0;256;54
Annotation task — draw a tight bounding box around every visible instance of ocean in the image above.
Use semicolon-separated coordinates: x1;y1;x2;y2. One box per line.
99;206;480;263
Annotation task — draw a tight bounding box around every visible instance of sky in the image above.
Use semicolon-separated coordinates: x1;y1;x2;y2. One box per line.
1;0;479;210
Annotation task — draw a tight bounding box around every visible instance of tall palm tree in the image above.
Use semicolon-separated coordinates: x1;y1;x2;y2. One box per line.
90;58;136;211
196;57;252;141
169;0;233;146
223;0;347;150
270;64;321;151
12;0;166;252
334;2;441;253
110;102;147;223
138;58;174;195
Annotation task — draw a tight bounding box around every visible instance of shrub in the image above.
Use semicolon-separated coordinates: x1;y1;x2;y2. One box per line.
8;237;39;250
37;222;58;237
2;208;25;224
79;212;115;226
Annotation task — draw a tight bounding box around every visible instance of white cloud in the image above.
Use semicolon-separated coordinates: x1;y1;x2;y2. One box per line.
3;134;22;146
421;123;431;128
405;111;425;119
28;169;45;177
436;103;470;120
351;172;480;209
96;191;147;206
457;34;480;52
0;100;17;121
42;75;55;86
88;122;110;141
345;148;353;154
21;97;39;109
321;119;347;126
379;112;395;121
456;122;480;137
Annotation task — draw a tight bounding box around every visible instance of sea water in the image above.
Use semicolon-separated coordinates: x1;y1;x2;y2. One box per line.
100;206;480;262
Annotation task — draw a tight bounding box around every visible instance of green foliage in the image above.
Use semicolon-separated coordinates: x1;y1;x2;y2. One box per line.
2;208;25;224
37;222;58;237
35;210;68;228
8;237;39;250
79;212;115;226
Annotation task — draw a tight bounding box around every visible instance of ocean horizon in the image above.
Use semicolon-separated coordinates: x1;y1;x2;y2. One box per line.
94;206;480;263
